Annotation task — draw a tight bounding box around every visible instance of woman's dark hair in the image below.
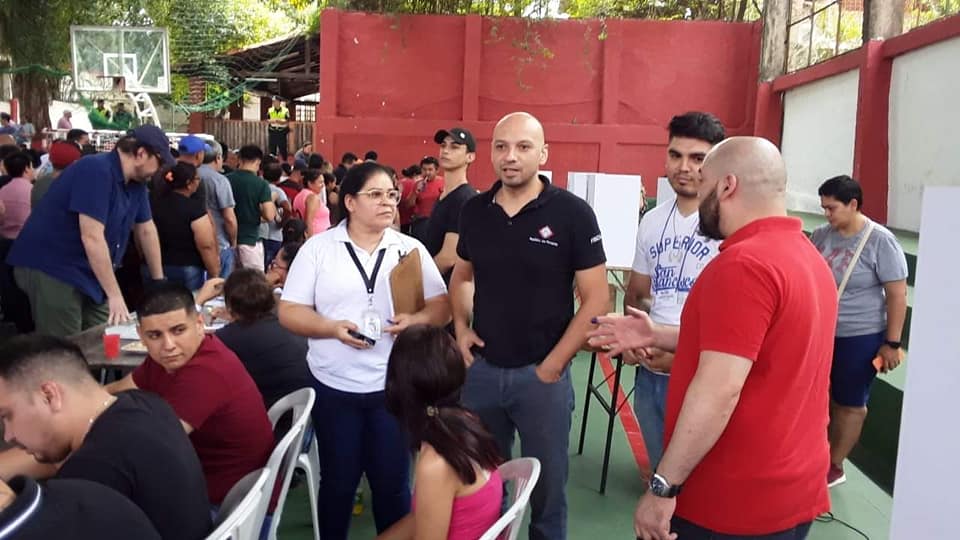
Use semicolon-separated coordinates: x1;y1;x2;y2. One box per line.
307;153;325;169
223;268;275;324
322;172;336;186
162;162;198;192
282;219;307;243
303;169;322;188
2;151;31;178
385;325;502;485
338;161;393;222
279;241;303;267
401;164;422;178
818;175;863;210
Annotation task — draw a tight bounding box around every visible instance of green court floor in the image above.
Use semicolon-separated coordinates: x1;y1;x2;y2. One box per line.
276;350;892;539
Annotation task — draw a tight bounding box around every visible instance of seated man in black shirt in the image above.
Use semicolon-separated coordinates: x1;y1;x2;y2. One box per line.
0;335;211;540
0;475;161;540
424;127;479;282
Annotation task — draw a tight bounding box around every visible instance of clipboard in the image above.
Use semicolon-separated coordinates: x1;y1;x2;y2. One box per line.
390;248;425;314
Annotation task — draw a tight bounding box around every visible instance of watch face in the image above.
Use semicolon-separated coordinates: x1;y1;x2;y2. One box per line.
650;475;667;496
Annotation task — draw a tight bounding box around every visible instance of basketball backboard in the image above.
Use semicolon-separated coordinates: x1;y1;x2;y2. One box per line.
70;26;170;94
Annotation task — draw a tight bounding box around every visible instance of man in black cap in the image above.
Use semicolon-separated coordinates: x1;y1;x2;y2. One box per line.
266;96;291;160
7;125;173;336
423;127;478;282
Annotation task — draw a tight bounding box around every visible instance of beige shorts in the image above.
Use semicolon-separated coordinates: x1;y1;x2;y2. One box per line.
237;242;265;272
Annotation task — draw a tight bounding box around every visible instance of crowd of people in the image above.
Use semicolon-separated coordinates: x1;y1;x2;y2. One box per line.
0;108;908;540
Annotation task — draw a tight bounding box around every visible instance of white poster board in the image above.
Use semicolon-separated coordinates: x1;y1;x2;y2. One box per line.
890;187;960;540
540;170;552;183
566;172;642;270
656;176;675;206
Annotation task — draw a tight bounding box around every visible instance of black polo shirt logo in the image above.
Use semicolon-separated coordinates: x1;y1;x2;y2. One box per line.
530;225;559;247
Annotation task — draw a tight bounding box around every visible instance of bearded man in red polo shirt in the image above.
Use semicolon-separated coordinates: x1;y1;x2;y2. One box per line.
590;137;836;540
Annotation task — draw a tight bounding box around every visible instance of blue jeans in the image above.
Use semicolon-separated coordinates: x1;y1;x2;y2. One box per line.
671;516;812;539
461;356;575;540
633;367;670;471
220;247;235;279
309;379;410;539
143;265;205;291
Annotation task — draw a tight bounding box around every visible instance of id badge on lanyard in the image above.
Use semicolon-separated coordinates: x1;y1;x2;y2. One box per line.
362;298;383;339
345;243;387;340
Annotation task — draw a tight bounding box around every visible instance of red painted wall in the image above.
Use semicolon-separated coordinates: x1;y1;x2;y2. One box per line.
316;10;761;194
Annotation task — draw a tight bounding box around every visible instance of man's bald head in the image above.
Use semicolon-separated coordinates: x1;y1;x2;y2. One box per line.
491;112;548;188
701;136;786;198
697;137;788;240
493;112;545;146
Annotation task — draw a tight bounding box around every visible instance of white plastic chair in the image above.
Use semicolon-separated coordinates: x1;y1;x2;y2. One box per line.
479;457;542;540
206;467;271;540
295;433;321;540
264;387;316;540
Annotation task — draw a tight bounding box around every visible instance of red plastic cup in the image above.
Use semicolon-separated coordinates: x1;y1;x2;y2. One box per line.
103;333;120;360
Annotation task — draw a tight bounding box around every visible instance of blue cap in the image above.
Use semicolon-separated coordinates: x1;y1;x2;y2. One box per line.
178;135;210;156
131;125;175;167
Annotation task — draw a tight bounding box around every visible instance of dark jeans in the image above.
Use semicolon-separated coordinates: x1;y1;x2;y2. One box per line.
461;356;575;540
267;130;288;160
310;379;410;539
142;264;206;291
670;517;812;540
263;239;282;270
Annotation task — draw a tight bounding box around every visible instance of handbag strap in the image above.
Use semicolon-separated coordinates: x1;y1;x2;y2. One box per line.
837;220;875;299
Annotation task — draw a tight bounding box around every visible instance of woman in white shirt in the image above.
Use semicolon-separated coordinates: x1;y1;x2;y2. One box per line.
279;161;450;537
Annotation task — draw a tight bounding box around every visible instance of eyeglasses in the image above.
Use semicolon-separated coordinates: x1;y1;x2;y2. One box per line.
269;260;288;271
356;189;401;203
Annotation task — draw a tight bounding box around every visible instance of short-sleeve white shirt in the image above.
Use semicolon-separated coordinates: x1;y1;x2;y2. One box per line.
631;200;721;326
281;221;448;392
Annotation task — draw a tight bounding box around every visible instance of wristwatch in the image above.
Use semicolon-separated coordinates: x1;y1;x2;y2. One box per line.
884;340;902;349
649;472;682;498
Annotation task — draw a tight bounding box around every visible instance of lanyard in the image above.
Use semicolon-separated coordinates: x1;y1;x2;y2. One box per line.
654;201;698;292
344;243;386;296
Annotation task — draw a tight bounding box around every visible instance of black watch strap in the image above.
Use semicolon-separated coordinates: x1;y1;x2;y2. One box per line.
884;340;902;349
650;472;682;498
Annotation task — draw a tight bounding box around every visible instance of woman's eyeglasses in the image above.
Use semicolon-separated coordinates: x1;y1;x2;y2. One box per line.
356;189;401;203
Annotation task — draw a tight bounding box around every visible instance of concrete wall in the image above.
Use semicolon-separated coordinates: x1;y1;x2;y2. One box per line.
888;36;960;232
781;69;860;214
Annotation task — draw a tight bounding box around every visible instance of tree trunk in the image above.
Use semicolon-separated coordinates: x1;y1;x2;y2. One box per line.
12;72;56;130
736;0;749;21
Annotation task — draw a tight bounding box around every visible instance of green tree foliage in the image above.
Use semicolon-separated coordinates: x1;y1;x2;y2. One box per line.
0;0;314;126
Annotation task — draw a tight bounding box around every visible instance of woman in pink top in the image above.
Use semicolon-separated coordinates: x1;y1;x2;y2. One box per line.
292;169;331;236
378;326;503;540
0;151;34;239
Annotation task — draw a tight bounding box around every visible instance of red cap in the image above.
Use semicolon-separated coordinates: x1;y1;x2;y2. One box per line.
49;140;82;170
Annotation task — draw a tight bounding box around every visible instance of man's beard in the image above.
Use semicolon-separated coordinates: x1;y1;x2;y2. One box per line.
698;188;725;241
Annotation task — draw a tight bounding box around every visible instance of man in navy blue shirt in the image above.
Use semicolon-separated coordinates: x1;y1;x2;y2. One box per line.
7;125;174;336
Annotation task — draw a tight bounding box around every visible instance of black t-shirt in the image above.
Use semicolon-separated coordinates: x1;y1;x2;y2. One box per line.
456;176;606;368
424;183;478;280
0;476;161;540
217;315;314;408
150;191;208;266
57;391;212;540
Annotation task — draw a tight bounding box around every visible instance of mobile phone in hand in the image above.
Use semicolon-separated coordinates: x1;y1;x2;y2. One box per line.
347;329;376;347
